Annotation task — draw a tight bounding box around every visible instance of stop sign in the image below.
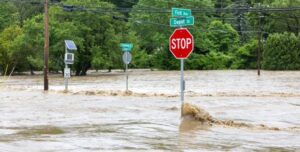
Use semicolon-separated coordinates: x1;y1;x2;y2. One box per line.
169;28;194;59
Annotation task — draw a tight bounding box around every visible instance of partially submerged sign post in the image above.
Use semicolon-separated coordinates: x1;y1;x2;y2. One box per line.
64;40;77;91
120;43;133;92
169;8;194;116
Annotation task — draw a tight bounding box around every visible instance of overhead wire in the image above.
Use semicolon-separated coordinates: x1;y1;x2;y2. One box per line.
1;0;300;13
0;0;298;34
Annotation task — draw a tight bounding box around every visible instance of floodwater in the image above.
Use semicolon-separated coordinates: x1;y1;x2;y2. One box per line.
0;70;300;151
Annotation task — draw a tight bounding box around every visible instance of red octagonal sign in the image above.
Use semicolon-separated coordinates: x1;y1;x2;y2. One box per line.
169;28;194;59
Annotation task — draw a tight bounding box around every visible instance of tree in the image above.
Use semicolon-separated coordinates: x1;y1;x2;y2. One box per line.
247;0;300;36
55;0;125;75
12;0;44;27
205;20;240;53
0;25;22;75
232;39;258;69
200;51;233;70
108;0;138;16
18;14;45;74
199;20;240;69
0;3;18;31
263;32;300;70
49;5;84;73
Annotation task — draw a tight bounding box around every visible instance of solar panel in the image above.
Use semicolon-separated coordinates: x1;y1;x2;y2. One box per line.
65;40;77;51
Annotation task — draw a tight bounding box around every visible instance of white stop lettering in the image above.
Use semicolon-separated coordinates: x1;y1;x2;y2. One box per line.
171;38;192;49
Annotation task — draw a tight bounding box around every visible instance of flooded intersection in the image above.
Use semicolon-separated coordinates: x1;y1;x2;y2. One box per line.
0;70;300;151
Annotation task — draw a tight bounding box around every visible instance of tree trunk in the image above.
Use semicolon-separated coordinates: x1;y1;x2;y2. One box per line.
75;69;80;76
30;65;35;75
80;68;87;76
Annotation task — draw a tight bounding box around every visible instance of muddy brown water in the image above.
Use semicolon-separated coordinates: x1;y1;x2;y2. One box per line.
0;70;300;151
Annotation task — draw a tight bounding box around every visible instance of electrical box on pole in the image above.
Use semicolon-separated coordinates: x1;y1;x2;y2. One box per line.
64;40;77;92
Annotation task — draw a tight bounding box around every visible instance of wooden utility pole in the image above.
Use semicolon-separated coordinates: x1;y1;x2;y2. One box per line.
44;0;49;90
257;15;262;76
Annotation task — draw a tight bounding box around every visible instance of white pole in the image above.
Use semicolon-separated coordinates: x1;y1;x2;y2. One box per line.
124;52;129;92
64;45;68;92
180;59;185;116
65;64;68;91
126;63;128;92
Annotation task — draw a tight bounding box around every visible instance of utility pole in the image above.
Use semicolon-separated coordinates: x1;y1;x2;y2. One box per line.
257;15;262;76
44;0;49;90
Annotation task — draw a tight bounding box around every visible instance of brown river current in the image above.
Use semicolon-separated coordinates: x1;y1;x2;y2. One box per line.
0;70;300;151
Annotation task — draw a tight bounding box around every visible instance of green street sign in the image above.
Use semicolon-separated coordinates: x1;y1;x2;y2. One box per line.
172;8;192;17
170;16;194;27
120;43;133;52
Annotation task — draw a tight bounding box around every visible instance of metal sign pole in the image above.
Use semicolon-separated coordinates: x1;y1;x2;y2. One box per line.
126;51;129;92
65;64;68;91
122;51;132;92
180;59;185;116
126;63;128;92
64;45;68;92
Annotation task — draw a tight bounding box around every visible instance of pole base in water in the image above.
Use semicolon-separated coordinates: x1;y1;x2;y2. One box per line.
181;102;214;122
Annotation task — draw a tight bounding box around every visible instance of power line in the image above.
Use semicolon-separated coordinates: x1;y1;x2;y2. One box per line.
113;15;267;34
0;0;61;6
1;0;300;13
123;0;163;10
62;4;300;13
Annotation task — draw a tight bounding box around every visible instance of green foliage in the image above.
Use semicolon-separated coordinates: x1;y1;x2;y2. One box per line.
185;54;203;70
131;50;151;68
12;0;44;27
0;25;23;75
205;21;240;53
151;46;179;70
200;51;232;70
57;0;125;75
198;21;240;69
0;3;18;31
232;39;258;69
91;46;105;70
263;32;300;70
18;14;44;71
247;0;300;35
0;0;300;75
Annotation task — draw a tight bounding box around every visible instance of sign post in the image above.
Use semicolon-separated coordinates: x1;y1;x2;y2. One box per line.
169;28;194;116
120;43;133;92
122;52;132;92
64;66;70;91
169;8;194;117
64;40;77;92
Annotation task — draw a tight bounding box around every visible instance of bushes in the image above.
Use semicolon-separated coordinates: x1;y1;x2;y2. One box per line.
232;39;258;69
263;33;300;70
199;51;233;70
